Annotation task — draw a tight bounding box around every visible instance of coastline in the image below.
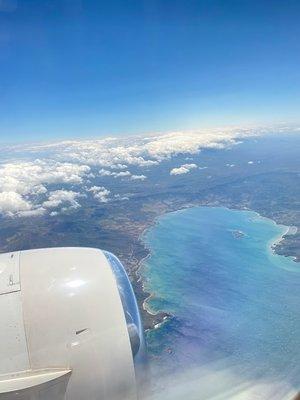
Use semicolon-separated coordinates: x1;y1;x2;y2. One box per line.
270;225;290;250
130;204;299;331
134;222;171;331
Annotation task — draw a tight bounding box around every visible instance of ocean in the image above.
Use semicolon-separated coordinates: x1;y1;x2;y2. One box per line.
140;207;300;400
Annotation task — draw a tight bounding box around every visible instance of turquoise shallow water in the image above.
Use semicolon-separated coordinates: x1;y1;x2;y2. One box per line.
141;207;300;399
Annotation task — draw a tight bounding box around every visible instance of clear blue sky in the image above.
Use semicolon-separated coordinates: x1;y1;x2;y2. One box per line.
0;0;300;142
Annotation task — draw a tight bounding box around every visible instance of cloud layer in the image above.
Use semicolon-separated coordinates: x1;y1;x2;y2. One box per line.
0;126;297;217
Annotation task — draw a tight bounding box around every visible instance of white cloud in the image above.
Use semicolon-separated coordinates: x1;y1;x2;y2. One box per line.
99;169;132;178
170;163;198;176
88;186;110;203
130;174;147;181
113;170;131;178
0;191;32;215
43;190;82;211
99;169;144;180
1;125;298;216
18;207;46;218
114;194;129;201
14;127;245;168
110;164;127;170
0;160;90;216
99;169;112;176
0;160;90;194
7;125;299;171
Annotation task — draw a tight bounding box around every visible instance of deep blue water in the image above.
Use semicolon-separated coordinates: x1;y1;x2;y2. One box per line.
141;207;300;400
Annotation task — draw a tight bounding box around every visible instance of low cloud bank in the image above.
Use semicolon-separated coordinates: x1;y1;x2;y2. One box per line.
0;125;297;216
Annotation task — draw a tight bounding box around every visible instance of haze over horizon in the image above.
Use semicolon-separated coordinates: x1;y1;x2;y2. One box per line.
1;0;300;142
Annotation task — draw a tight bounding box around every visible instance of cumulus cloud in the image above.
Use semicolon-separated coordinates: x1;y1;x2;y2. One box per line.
15;127;246;168
110;164;127;170
88;186;110;203
0;160;90;216
99;169;131;178
1;125;298;216
130;174;147;181
0;191;32;215
7;125;298;171
98;169;146;180
18;207;46;218
43;190;82;212
0;161;89;194
113;171;131;178
99;169;113;177
170;163;198;176
114;194;129;201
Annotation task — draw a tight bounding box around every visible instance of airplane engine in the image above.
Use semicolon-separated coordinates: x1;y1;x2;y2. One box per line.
0;247;147;400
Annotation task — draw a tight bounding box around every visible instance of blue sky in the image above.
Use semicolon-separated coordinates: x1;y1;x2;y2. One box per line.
0;0;300;142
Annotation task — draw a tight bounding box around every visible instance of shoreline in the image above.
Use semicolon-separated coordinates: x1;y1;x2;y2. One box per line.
134;222;171;331
131;204;299;331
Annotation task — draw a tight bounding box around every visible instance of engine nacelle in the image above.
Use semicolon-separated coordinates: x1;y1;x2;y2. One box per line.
0;247;146;400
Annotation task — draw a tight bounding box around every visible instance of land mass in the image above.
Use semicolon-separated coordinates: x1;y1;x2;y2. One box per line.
0;134;299;329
